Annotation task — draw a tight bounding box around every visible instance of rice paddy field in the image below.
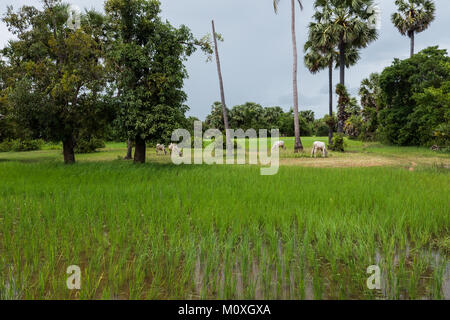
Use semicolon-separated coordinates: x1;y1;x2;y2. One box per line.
0;137;449;300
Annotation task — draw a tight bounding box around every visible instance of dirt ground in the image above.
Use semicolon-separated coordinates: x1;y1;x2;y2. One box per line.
279;155;450;169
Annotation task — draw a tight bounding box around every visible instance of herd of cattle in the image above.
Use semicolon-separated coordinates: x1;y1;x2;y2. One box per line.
156;143;183;156
156;140;328;158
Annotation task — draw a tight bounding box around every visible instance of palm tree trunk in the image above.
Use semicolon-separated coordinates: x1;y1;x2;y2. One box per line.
409;31;415;57
338;36;346;133
291;0;303;152
339;35;345;86
328;61;333;144
212;20;232;155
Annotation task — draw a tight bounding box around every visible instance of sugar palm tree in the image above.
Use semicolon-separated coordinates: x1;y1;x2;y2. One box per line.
314;0;378;86
273;0;304;152
314;0;378;132
391;0;435;57
305;6;359;143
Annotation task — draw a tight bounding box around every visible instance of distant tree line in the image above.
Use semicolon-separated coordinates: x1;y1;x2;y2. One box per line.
202;101;335;138
200;47;449;149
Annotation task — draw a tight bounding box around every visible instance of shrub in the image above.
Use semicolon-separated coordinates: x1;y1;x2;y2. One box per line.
74;138;105;154
315;123;330;137
0;140;12;152
323;114;337;132
344;115;363;139
328;134;345;152
0;139;43;152
433;123;450;147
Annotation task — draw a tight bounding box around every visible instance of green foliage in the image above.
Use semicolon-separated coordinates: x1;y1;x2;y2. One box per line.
0;139;43;152
336;84;352;131
315;122;330;137
2;1;111;163
410;81;450;147
229;102;266;131
74;138;105;154
323;113;337;130
105;0;206;149
432;123;450;148
359;73;382;140
391;0;435;38
344;115;363;139
205;102;230;132
378;46;450;146
204;103;314;137
328;133;345;151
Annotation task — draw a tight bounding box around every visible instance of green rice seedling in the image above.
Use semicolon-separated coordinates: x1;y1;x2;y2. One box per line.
0;142;448;299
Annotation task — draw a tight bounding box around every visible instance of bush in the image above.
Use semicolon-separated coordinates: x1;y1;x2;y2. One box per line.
344;115;363;139
328;134;345;152
0;140;12;152
315;123;330;137
0;139;43;152
433;123;450;147
74;138;105;154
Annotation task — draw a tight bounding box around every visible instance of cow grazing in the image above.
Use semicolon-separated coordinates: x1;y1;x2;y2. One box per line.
156;144;167;155
430;145;440;151
311;141;328;158
271;141;286;151
168;143;183;157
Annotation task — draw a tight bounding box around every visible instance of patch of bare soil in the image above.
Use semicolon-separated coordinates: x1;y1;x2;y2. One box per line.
280;155;450;169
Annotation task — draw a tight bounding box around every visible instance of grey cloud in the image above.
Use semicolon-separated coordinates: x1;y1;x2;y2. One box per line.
1;0;449;120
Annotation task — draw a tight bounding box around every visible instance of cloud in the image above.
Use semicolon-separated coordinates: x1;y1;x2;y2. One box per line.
1;0;449;120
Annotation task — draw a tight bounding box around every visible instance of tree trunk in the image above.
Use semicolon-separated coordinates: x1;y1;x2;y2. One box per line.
339;36;345;86
62;136;75;164
212;20;232;155
134;136;146;164
337;37;346;134
409;31;415;58
291;0;303;152
328;61;333;144
124;139;133;159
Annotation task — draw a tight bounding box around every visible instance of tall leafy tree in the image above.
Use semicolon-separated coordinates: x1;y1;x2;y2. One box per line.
2;0;109;163
229;102;266;131
105;0;211;163
273;0;304;152
391;0;435;57
378;46;449;146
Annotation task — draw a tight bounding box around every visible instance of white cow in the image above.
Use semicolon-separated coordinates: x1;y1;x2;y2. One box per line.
311;141;328;158
271;140;286;151
168;143;183;157
155;144;167;155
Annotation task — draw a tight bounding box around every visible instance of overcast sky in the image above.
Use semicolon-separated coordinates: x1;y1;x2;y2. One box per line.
1;0;449;120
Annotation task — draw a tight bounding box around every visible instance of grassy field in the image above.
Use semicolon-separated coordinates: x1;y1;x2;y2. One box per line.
0;138;449;299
